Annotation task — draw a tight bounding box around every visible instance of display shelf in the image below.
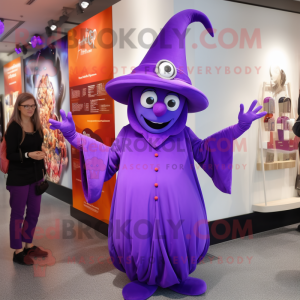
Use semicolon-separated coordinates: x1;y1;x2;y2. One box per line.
257;162;278;171
253;197;300;213
257;160;296;171
278;160;296;169
256;80;300;212
258;144;297;152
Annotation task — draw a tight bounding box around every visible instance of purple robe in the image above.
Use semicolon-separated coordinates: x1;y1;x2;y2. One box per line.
78;115;234;288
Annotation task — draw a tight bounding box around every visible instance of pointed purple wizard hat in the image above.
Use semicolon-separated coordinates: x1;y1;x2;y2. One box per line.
105;9;214;113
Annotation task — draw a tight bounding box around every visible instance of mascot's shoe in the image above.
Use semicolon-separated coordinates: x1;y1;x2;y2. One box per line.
168;277;207;296
122;281;158;300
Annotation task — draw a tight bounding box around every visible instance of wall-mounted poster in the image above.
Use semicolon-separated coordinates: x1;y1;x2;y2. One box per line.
24;36;72;188
3;57;23;130
68;7;115;224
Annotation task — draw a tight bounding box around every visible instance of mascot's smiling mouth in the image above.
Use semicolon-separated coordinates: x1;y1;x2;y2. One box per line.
143;116;172;129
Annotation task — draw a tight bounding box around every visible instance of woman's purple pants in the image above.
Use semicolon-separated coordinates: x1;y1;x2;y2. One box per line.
7;181;42;249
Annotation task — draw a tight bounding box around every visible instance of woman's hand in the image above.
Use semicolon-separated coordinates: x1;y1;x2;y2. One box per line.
29;151;45;160
49;110;76;140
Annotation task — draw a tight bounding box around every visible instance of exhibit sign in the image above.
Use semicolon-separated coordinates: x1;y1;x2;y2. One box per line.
24;36;71;186
68;7;115;223
3;57;23;131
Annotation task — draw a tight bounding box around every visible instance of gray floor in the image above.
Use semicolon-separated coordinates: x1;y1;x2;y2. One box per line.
0;174;299;300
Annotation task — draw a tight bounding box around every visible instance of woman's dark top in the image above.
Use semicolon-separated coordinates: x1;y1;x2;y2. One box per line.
5;121;45;186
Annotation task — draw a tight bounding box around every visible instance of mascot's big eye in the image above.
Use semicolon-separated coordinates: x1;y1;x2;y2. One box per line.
140;90;158;108
164;94;180;111
155;60;177;80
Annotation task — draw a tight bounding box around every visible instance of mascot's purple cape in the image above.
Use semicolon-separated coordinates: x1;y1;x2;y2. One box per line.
78;9;235;292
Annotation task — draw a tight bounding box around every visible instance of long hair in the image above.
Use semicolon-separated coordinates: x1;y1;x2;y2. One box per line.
6;92;43;144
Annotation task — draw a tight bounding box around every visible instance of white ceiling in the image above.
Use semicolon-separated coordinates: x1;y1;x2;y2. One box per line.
0;0;120;66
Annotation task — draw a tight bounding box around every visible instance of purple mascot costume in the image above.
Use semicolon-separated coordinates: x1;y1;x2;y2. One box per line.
50;9;266;300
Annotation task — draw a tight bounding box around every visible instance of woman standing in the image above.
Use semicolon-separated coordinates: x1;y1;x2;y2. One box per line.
5;92;48;265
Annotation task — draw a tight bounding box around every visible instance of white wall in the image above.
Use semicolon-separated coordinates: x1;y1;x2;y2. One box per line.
112;0;300;221
175;0;300;220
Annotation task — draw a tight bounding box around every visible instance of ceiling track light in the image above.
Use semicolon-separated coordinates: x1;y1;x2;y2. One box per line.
14;44;27;55
76;3;84;14
56;7;74;27
80;1;90;9
36;36;43;45
0;18;4;35
21;45;28;55
57;14;69;27
76;0;91;14
48;19;57;31
15;45;22;54
30;34;43;48
45;26;52;37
